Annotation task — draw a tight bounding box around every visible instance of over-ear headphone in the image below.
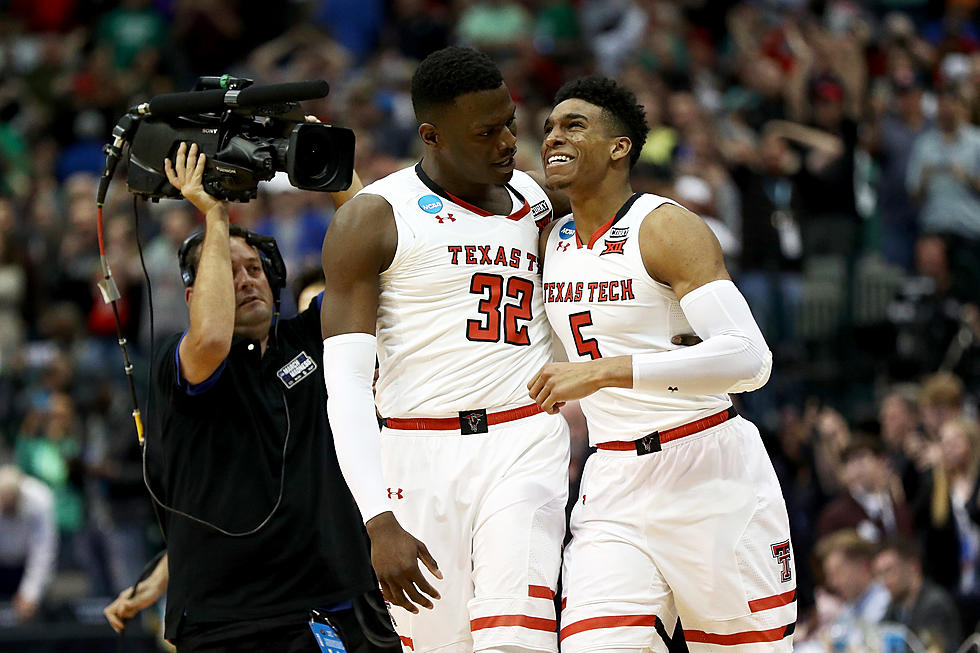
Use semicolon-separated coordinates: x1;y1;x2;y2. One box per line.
177;224;287;303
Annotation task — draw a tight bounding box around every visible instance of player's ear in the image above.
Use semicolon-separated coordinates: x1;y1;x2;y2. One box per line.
419;123;439;148
610;136;632;164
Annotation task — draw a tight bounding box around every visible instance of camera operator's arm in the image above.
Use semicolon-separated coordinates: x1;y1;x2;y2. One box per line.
165;142;234;384
328;170;363;209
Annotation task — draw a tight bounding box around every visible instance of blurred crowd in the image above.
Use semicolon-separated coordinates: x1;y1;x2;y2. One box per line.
1;0;980;650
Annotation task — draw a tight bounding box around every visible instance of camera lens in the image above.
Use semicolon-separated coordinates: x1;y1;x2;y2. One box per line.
286;124;355;192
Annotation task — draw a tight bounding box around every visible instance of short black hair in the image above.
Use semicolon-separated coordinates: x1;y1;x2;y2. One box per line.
411;47;504;122
554;76;648;167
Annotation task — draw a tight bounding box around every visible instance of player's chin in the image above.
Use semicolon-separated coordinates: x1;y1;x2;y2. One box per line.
489;160;516;182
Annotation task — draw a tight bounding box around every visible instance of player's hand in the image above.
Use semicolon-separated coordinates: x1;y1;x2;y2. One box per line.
528;358;631;414
164;142;222;215
103;575;167;633
365;511;442;614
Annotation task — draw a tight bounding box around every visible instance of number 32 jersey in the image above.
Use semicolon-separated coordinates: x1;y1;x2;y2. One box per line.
358;164;554;418
543;193;730;445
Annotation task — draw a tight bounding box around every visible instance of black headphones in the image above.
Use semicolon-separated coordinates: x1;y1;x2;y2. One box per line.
177;224;287;303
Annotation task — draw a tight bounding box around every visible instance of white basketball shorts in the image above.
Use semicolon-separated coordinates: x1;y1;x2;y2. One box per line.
560;415;796;653
380;410;570;653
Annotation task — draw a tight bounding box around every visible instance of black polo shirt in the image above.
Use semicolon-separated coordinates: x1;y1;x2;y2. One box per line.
145;300;374;639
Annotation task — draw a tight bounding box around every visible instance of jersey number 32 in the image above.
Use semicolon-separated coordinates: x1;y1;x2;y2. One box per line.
467;273;533;346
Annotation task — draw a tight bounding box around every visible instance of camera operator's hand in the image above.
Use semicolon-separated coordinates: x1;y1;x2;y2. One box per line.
165;142;223;216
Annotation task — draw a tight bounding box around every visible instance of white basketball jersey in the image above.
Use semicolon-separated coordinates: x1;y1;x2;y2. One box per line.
359;164;555;418
543;193;731;445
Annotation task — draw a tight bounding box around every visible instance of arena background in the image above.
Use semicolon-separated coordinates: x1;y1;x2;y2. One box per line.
1;0;979;651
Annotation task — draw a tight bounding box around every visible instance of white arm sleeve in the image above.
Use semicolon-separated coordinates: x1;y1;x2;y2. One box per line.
632;279;772;395
323;333;392;524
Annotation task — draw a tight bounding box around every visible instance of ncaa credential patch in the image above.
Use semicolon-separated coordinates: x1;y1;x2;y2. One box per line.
418;194;444;214
278;352;317;388
531;200;549;217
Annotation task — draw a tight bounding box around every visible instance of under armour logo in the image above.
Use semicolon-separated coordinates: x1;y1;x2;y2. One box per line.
557;242;570;252
435;214;455;223
668;386;678;392
771;540;793;582
387;488;404;500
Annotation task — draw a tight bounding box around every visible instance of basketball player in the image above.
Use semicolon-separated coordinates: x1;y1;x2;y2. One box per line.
320;47;571;653
528;77;796;652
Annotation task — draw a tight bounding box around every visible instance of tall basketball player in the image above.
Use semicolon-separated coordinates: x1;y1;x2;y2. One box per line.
320;47;571;653
528;77;797;652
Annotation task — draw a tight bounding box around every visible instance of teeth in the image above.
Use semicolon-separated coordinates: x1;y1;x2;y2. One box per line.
548;155;572;165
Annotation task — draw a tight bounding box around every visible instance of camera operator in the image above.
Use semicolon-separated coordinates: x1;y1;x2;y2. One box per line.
115;142;398;653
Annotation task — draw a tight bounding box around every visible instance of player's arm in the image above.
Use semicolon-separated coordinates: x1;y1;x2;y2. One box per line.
165;143;234;385
529;203;770;412
526;169;571;217
320;195;442;614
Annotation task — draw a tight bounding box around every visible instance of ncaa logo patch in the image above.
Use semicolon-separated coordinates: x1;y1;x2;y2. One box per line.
277;352;317;388
418;195;444;214
559;221;576;239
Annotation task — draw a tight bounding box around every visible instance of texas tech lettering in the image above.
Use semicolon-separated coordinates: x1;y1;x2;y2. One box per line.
544;280;635;303
447;245;539;272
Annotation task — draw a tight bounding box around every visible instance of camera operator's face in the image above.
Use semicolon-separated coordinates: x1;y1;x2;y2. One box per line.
230;237;274;337
433;84;518;186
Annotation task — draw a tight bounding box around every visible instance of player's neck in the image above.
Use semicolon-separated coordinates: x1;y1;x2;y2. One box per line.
568;179;634;236
420;158;507;208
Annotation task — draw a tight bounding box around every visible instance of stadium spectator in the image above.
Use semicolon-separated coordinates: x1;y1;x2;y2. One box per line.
913;415;980;626
815;530;891;651
0;465;57;623
817;436;915;543
874;537;961;652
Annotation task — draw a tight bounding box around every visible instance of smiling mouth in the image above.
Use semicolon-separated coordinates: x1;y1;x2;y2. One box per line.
545;153;575;168
493;155;516;167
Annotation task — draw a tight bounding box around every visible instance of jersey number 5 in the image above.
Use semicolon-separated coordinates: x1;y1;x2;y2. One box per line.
467;273;533;346
569;311;601;359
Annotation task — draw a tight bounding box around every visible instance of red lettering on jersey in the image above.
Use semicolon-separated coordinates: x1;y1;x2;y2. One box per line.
493;247;508;266
587;282;599;302
564;283;575;302
465;246;477;265
598;282;609;302
574;282;583;302
544;283;553;303
509;248;521;268
621;279;635;300
609;281;619;301
600;239;626;255
555;282;565;301
526;252;538;272
478;245;492;265
448;245;462;265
